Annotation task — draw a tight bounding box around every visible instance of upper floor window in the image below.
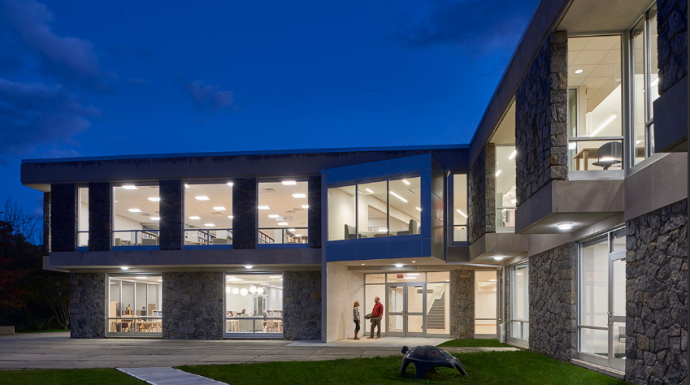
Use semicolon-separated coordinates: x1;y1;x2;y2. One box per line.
495;146;516;233
184;182;233;246
78;185;89;248
567;35;624;172
112;184;160;247
452;174;468;242
631;3;658;165
258;181;308;244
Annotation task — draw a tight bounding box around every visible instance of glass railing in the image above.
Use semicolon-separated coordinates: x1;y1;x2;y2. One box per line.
496;207;516;233
77;231;89;248
107;316;162;333
112;230;160;246
226;317;283;334
568;138;625;171
183;228;233;245
258;228;308;244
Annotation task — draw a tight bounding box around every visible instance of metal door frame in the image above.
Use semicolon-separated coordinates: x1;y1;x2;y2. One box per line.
385;282;426;337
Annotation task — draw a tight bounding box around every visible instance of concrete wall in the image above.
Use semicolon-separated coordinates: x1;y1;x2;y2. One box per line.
469;145;496;244
450;269;474;339
325;263;364;342
233;178;257;249
51;183;77;252
162;272;224;339
70;272;106;338
283;271;322;340
88;182;111;251
625;199;687;384
160;180;183;250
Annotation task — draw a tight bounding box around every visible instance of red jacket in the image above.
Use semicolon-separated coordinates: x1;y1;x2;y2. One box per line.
372;302;383;317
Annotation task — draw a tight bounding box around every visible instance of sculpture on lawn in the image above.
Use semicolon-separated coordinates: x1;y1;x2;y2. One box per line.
400;345;469;379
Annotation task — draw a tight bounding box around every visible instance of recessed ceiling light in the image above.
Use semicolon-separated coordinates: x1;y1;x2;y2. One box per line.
456;209;468;218
406;273;419;276
508;150;517;160
394;263;404;268
292;193;306;198
361;263;365;265
575;69;583;74
415;207;421;211
258;206;270;210
148;197;160;201
204;223;215;227
390;191;407;203
302;205;309;209
402;180;410;185
128;208;142;213
278;222;289;226
227;182;234;187
282;181;296;185
412;261;416;263
195;196;209;201
122;185;138;190
245;265;253;269
151;217;160;221
295;234;302;237
557;223;573;230
495;170;502;177
288;228;296;232
489;279;497;282
120;266;129;270
366;188;373;193
188;216;200;220
268;214;279;218
213;206;226;211
493;256;504;261
136;276;148;279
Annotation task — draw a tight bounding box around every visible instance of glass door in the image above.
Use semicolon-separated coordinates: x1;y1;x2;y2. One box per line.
387;284;404;336
609;251;626;371
406;283;425;337
386;283;426;337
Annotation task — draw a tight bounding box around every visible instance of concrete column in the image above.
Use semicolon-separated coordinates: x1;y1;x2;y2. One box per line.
468;144;496;244
70;272;106;338
450;269;474;339
308;175;322;248
232;178;257;249
283;271;322;340
43;192;51;255
50;183;77;252
88;182;111;251
159;180;183;250
162;272;224;339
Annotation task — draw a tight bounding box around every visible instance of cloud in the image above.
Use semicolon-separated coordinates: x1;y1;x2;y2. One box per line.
396;0;539;55
1;0;115;92
0;78;100;159
183;81;234;113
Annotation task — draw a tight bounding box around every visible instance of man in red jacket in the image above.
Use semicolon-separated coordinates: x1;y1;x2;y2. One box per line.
368;296;383;339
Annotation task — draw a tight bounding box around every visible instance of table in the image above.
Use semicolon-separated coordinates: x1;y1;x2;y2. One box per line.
572;147;644;170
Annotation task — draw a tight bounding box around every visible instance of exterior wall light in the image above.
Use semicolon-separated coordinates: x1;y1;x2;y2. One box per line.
245;265;253;269
557;223;573;230
394;263;404;268
120;266;129;270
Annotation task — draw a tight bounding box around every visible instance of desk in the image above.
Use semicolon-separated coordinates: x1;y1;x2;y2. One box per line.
572;147;644;170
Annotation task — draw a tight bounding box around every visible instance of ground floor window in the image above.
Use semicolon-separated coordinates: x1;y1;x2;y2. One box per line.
475;270;498;337
225;274;283;335
107;274;162;336
509;263;529;343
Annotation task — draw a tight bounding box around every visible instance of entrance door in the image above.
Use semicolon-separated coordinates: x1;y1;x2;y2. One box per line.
386;283;425;337
609;251;626;371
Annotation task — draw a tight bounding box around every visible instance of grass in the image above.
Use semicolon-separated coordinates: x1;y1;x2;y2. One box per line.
17;330;70;334
179;351;626;385
0;369;143;385
437;339;512;348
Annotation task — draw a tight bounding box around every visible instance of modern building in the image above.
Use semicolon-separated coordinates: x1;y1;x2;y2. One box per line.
21;0;686;383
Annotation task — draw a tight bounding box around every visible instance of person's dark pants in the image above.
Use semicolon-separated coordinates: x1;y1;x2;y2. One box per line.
370;316;381;338
354;320;360;332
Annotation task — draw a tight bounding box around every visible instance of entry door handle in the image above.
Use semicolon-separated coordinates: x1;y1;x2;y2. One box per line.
607;312;612;326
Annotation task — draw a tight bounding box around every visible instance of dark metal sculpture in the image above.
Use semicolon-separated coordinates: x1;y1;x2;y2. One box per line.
400;345;469;379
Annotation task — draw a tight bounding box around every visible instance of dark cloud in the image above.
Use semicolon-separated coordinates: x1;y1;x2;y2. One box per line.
396;0;539;54
0;79;100;159
1;0;116;93
183;81;234;113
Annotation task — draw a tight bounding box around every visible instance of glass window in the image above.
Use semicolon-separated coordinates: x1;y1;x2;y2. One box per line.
580;237;608;328
78;186;89;248
427;271;450;282
328;184;356;241
387;272;424;283
112;184;160;247
357;179;388;238
365;273;385;284
107;275;162;335
258;181;308;244
475;270;497;336
632;4;659;165
388;176;421;237
568;36;623;171
510;264;529;342
453;174;468;242
225;274;283;334
184;183;233;246
495;146;516;233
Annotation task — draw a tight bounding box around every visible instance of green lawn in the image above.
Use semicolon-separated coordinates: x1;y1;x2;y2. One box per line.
17;330;70;334
179;351;626;385
0;369;143;385
437;338;512;348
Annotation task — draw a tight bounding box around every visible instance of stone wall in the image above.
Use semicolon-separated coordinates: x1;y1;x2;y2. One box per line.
450;269;474;339
515;31;568;206
308;175;322;248
233;178;257;249
657;0;688;95
468;144;495;244
625;199;687;384
162;272;224;339
70;273;105;338
88;182;111;251
50;183;77;252
159;180;183;250
283;271;322;340
43;192;51;255
529;242;577;361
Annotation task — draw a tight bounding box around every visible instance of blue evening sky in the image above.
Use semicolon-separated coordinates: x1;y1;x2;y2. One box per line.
0;0;539;215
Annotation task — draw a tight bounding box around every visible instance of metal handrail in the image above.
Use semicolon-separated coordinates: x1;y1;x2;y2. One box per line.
569;136;624;142
258;227;308;244
184;228;233;246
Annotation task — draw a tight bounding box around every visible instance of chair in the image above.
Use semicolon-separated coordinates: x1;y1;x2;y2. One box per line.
396;220;419;236
592;142;623;170
344;225;358;240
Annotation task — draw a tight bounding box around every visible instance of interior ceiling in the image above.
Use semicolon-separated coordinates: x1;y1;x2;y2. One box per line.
112;185;160;227
334;177;422;222
224;274;283;287
489;101;516;145
185;183;234;229
558;0;653;33
568;36;622;113
258;181;309;228
495;146;517;206
110;275;161;284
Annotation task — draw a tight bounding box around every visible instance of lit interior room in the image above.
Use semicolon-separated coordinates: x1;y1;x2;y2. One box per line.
258;181;308;244
475;270;498;337
78;186;89;247
184;183;233;245
112;185;160;246
225;274;284;334
495;146;517;232
453;174;468;242
107;275;162;334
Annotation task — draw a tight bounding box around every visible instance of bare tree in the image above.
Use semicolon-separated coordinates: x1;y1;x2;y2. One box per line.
47;279;70;330
0;196;42;246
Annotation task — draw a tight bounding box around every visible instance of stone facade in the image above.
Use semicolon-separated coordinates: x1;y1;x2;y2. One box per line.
50;183;77;252
283;271;321;340
468;144;495;244
450;269;474;339
70;273;106;338
625;199;687;384
308;175;322;248
159;180;183;250
515;31;568;206
43;192;51;255
88;182;111;251
233;178;257;249
529;242;577;361
162;272;224;339
657;0;688;95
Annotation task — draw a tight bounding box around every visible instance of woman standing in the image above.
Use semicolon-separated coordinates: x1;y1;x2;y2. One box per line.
353;301;361;340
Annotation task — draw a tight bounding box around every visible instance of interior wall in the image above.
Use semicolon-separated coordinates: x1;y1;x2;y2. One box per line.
79;201;89;231
328;189;355;240
326;263;364;342
114;214;142;231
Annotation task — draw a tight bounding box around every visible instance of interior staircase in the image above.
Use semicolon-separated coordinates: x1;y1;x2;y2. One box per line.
426;293;446;329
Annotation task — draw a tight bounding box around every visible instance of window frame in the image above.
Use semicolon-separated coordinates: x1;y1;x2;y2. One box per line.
449;172;469;245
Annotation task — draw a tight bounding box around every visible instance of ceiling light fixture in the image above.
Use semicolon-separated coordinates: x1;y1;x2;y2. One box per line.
240;288;248;296
390;191;407;203
366;188;373;193
295;234;302;237
136;276;147;279
493;256;504;261
245;265;253;269
574;69;584;74
213;206;226;211
590;114;617;137
415;207;421;211
361;263;365;265
288;228;296;232
557;223;573;230
456;209;468;218
292;193;306;198
195;196;210;201
226;287;231;293
250;286;257;294
508;150;517;160
268;214;279;218
258;206;270;210
412;260;416;263
148;197;161;201
189;216;200;220
227;182;234;187
394;263;404;268
495;170;502;177
151;217;160;221
228;215;234;219
278;222;289;226
402;180;410;185
282;181;296;185
128;208;142;213
302;205;309;209
122;185;138;190
120;266;129;270
232;288;239;294
257;287;264;294
204;223;215;227
511;198;517;205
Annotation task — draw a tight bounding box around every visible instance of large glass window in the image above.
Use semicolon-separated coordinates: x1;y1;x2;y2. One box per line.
107;275;162;335
579;236;609;357
112;184;160;247
258;181;308;244
475;270;498;337
567;35;624;171
389;176;421;237
225;274;283;335
509;263;529;343
78;185;89;248
453;174;468;242
328;184;357;241
357;179;388;238
495;146;516;233
184;183;233;246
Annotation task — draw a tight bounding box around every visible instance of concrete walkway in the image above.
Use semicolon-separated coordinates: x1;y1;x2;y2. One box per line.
118;367;227;385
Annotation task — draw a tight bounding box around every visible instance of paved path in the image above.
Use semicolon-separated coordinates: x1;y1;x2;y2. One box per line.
118;367;227;385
